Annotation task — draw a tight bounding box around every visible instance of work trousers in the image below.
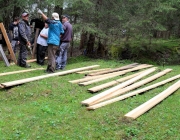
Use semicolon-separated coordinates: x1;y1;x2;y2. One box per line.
47;44;59;72
56;42;70;69
37;44;47;65
18;43;28;66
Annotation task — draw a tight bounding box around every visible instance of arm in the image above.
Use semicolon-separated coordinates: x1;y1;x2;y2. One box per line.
40;34;48;39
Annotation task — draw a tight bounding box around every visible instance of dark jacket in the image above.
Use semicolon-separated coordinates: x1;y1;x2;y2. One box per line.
30;18;44;32
18;20;31;44
61;21;73;42
9;23;19;41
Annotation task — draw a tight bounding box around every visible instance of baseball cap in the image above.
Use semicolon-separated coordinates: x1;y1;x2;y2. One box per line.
62;14;70;19
52;13;59;20
22;12;29;17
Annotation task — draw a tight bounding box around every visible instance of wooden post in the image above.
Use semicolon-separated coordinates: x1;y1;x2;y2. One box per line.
32;28;40;59
87;74;180;110
0;23;17;64
0;44;10;66
81;67;157;106
124;80;180;119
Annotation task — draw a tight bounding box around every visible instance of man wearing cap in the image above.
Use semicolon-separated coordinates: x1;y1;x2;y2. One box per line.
55;14;73;70
37;9;64;73
18;12;31;68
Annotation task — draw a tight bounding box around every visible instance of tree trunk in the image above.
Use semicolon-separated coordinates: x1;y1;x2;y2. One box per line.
54;6;63;21
86;34;95;55
79;31;88;50
13;6;21;19
97;38;105;57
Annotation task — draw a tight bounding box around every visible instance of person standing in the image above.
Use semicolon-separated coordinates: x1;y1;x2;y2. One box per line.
36;23;49;65
37;9;64;73
18;12;31;68
56;14;73;70
9;17;20;55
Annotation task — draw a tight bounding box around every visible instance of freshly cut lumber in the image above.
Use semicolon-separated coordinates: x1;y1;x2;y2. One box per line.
70;64;153;84
0;23;17;64
81;67;157;106
87;74;180;110
27;57;48;63
124;79;180;119
80;67;148;86
76;68;111;74
0;84;4;89
90;69;172;106
88;71;144;93
88;63;138;76
0;65;99;88
0;68;44;76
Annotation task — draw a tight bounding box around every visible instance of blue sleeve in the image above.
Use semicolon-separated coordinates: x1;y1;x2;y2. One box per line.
45;19;56;24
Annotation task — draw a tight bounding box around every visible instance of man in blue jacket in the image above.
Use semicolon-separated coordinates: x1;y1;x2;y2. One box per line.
37;9;64;73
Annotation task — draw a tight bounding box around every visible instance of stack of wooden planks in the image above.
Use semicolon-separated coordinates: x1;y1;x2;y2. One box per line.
69;63;180;119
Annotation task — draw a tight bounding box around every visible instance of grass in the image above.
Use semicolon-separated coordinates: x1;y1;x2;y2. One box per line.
0;55;180;140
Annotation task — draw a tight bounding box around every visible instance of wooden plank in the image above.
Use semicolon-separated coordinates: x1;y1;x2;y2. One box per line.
32;28;40;59
0;44;10;66
79;67;149;86
0;84;4;89
87;74;180;110
27;57;48;63
81;67;157;106
90;69;172;106
0;68;44;76
88;63;138;76
0;65;99;88
0;23;17;64
88;71;144;93
70;64;153;84
76;68;111;74
124;80;180;119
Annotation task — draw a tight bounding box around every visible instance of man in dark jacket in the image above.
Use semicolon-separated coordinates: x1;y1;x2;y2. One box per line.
56;14;73;70
18;12;31;68
9;17;20;54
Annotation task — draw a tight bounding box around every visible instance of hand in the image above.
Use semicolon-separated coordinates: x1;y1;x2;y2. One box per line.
37;8;43;14
27;41;31;46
